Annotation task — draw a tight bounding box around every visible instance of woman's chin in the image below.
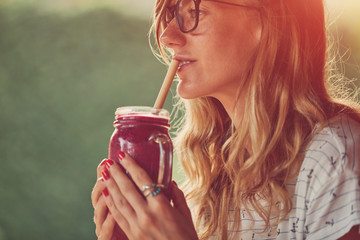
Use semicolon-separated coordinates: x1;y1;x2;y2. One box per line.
177;85;201;100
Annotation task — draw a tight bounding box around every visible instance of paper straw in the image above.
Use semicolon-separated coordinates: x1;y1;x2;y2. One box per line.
153;59;179;109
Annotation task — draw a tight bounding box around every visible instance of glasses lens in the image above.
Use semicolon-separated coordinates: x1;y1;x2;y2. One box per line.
178;0;197;32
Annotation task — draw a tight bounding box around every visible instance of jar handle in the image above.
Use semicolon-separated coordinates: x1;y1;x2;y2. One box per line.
148;133;172;188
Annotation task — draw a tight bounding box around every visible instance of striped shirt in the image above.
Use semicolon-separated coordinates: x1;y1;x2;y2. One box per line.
209;114;360;239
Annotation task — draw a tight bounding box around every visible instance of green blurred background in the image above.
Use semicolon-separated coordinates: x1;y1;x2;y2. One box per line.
0;0;359;239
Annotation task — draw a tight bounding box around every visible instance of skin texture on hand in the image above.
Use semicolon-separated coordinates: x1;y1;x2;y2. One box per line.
91;157;198;240
92;159;128;239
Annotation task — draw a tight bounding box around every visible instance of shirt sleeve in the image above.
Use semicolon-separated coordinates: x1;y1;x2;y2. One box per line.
304;115;360;240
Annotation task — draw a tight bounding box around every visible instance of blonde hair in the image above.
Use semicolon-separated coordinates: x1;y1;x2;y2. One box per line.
150;0;360;239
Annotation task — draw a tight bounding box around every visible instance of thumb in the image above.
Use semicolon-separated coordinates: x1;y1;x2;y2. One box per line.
170;181;192;221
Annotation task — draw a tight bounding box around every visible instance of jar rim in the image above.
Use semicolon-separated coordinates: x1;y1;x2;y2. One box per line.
115;106;169;119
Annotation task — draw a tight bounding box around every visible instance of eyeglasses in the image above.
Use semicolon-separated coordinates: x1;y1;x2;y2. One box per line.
163;0;260;33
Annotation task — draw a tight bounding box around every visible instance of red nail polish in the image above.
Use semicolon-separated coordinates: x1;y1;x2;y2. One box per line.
105;159;114;168
118;151;125;160
108;209;112;215
100;159;107;166
102;169;110;180
102;188;109;197
172;180;178;187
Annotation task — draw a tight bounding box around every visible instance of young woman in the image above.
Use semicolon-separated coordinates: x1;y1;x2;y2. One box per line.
92;0;360;239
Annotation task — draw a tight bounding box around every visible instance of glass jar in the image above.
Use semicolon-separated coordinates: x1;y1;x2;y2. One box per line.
108;106;173;192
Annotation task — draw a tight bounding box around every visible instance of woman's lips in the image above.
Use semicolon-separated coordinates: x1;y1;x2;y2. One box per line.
179;61;192;67
177;60;195;73
173;55;196;73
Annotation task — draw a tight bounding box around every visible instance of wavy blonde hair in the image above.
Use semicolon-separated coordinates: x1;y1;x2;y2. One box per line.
150;0;360;239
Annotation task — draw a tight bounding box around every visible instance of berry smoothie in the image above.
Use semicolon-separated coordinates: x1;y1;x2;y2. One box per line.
108;107;173;192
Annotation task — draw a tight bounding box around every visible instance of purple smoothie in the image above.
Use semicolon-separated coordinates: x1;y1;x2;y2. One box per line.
108;107;173;193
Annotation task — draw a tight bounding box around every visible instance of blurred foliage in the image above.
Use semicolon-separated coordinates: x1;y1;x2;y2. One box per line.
0;2;359;240
0;5;176;240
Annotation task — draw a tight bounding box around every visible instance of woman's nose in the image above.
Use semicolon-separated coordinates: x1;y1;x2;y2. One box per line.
160;19;186;50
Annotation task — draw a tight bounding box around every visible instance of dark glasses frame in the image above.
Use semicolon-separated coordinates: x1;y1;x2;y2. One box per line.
163;0;261;33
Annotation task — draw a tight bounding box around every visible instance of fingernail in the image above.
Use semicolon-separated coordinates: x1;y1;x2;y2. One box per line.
99;159;107;167
172;180;178;187
102;188;109;197
118;151;125;160
105;159;114;168
108;209;112;215
102;169;110;180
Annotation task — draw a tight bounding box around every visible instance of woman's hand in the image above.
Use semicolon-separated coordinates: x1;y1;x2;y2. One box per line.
91;159;128;239
100;154;198;240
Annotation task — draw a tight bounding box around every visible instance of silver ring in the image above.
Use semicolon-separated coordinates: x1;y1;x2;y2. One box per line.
141;183;164;198
142;183;156;191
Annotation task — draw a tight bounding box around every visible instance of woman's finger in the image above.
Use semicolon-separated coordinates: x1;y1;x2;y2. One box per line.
118;153;169;204
94;195;110;237
97;158;109;179
105;158;148;211
170;181;193;221
102;169;137;217
98;212;115;240
101;182;133;236
91;177;106;208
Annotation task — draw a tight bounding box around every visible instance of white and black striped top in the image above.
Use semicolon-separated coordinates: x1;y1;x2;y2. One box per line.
208;114;360;239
